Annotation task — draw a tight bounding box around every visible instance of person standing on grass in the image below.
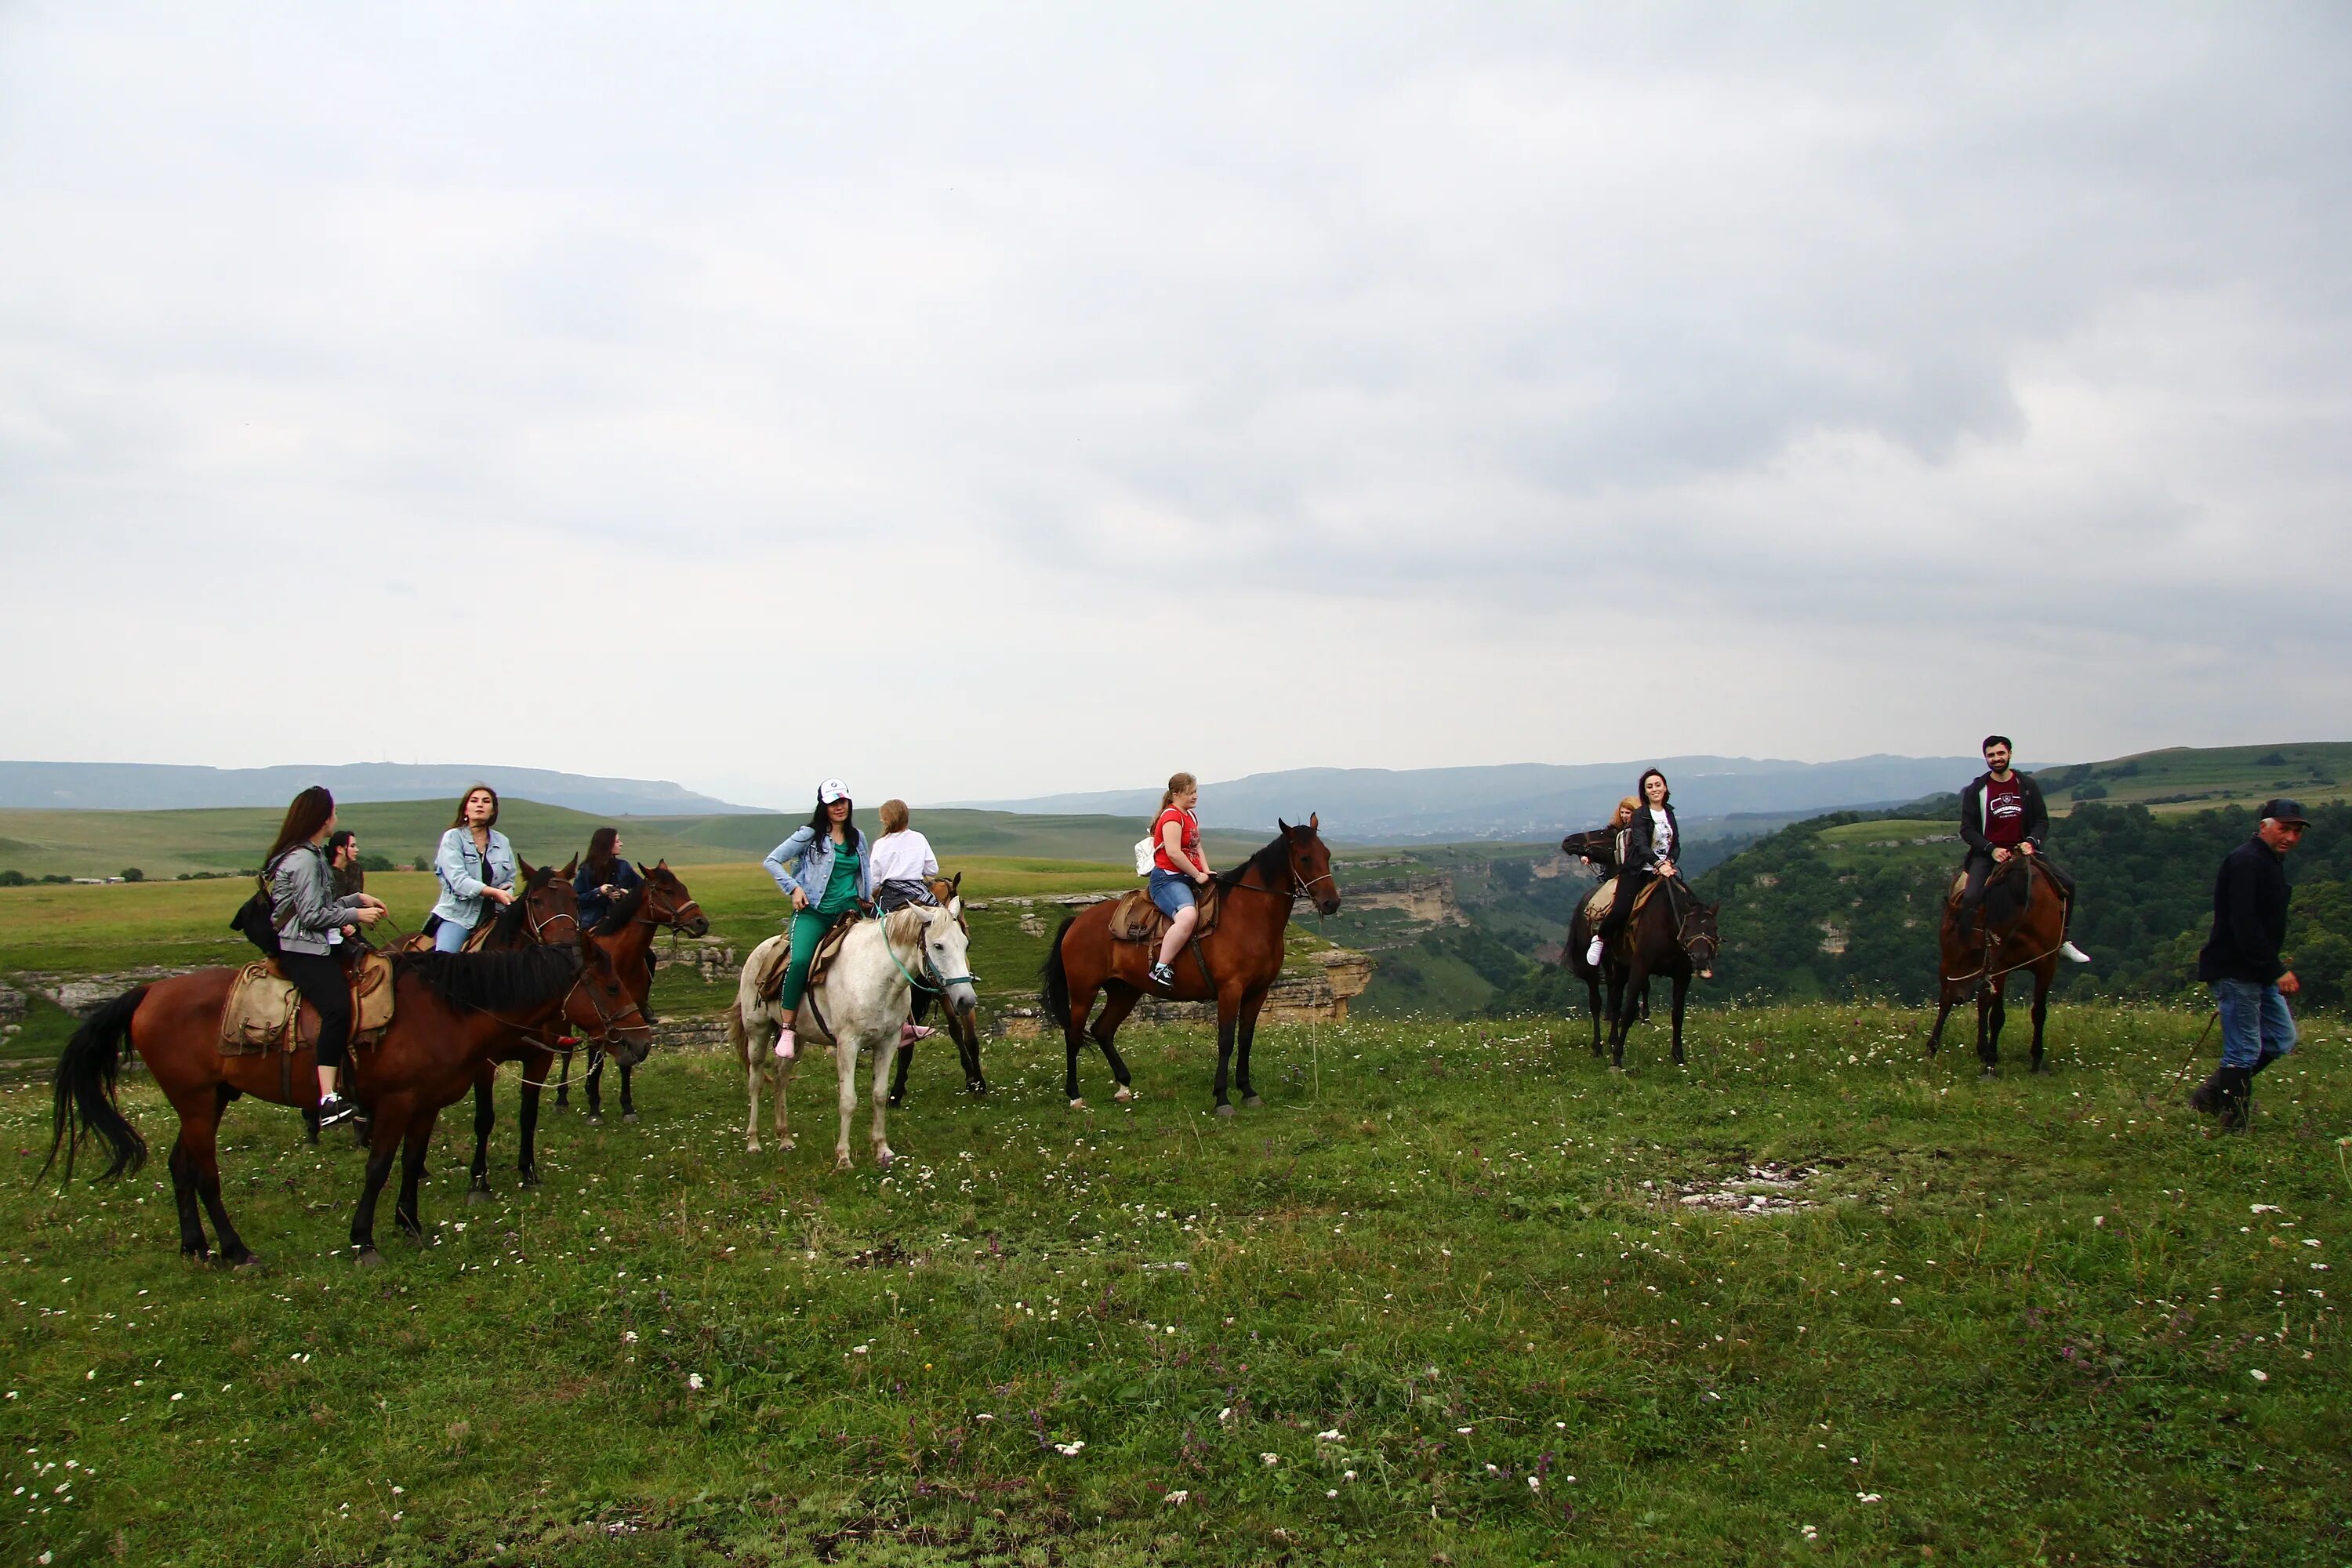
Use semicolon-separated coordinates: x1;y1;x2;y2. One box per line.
263;787;388;1128
1958;735;2090;962
1147;772;1213;991
761;780;874;1062
869;800;942;1044
428;784;517;953
2189;798;2310;1128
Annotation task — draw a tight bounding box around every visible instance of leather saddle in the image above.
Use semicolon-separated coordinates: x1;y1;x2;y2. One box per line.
1581;876;1668;927
220;953;396;1058
1108;882;1222;944
756;917;862;1004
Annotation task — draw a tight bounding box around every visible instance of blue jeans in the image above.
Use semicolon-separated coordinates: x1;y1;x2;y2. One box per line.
2213;978;2296;1072
1148;868;1196;919
432;916;474;953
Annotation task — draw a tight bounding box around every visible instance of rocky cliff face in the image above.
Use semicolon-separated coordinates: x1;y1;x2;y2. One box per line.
1336;874;1468;926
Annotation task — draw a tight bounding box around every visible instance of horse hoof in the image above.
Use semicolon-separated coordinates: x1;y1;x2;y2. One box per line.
1069;1098;1087;1111
833;1156;854;1174
586;1112;604;1126
1243;1094;1264;1109
967;1081;989;1097
1214;1103;1236;1118
181;1247;212;1265
354;1248;384;1269
622;1111;639;1124
875;1148;895;1170
1112;1086;1134;1103
520;1171;541;1189
232;1253;266;1274
466;1186;493;1205
746;1139;762;1155
1978;1069;1998;1081
2031;1061;2051;1076
887;1094;906;1110
778;1136;795;1152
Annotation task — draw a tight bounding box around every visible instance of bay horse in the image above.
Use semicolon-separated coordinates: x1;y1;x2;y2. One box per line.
459;862;707;1199
46;909;652;1268
543;862;710;1123
1040;817;1341;1114
1563;872;1719;1069
727;899;980;1169
1927;853;2063;1076
887;873;989;1105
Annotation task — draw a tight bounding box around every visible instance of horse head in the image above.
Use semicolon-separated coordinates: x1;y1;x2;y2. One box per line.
565;946;656;1066
636;860;710;938
1680;899;1722;979
505;858;583;946
1276;814;1343;916
916;898;981;1019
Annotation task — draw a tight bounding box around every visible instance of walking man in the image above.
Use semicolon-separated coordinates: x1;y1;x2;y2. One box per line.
2190;798;2309;1127
1958;735;2090;962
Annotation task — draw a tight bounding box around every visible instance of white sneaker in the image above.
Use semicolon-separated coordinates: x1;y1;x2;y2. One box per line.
1585;936;1604;967
2060;942;2091;964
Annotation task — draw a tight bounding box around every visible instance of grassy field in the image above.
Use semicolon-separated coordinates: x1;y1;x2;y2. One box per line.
0;802;1265;883
2;1001;2346;1566
2040;744;2351;817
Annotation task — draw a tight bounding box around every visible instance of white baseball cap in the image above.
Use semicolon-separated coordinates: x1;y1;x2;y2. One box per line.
818;778;851;804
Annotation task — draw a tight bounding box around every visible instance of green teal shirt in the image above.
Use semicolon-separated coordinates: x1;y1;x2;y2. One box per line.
818;840;863;915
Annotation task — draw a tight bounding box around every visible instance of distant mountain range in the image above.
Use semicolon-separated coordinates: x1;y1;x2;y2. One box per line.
0;761;757;818
952;755;1987;841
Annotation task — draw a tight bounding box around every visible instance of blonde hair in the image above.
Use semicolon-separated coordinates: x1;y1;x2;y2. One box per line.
1161;771;1198;808
1611;794;1640;828
879;799;910;833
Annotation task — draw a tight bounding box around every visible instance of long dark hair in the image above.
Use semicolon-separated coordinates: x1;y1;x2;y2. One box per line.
1636;768;1672;809
450;783;500;830
259;786;335;891
584;826;620;878
806;795;862;848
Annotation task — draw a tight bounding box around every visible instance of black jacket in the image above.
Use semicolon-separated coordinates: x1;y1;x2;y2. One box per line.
2197;836;2291;985
575;858;643;931
1959;771;2048;856
1623;804;1681;875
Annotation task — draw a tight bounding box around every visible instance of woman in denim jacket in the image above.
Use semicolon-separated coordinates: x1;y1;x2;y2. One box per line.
429;784;517;952
760;779;873;1060
263;786;388;1127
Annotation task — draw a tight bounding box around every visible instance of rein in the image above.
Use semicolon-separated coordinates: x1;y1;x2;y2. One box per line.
877;909;977;996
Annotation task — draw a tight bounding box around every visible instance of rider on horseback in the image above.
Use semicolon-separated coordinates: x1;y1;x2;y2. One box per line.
870;799;942;1045
1591;771;1678;967
263;787;388;1128
761;780;874;1062
1958;736;2089;962
1147;773;1214;991
1575;795;1641;967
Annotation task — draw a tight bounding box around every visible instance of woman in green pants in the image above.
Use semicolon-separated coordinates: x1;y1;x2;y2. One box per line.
760;779;874;1060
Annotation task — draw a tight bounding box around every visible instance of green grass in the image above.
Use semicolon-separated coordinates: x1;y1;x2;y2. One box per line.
2;1003;2345;1565
2043;743;2352;816
0;802;1265;883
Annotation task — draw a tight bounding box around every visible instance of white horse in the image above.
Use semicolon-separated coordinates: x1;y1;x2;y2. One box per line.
727;900;978;1170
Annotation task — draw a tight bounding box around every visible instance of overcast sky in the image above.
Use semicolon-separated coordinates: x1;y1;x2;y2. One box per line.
4;4;2347;810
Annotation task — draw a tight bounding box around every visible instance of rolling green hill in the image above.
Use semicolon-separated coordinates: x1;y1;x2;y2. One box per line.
2036;742;2349;815
0;800;1263;881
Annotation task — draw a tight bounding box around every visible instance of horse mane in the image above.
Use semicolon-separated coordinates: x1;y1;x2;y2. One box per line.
592;882;648;937
1214;830;1294;891
884;906;931;949
395;944;582;1014
488;862;564;942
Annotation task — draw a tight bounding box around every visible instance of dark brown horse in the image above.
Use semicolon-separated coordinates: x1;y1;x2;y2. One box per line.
545;862;710;1124
887;872;989;1106
462;862;707;1198
1040;817;1341;1113
46;884;652;1266
1927;853;2063;1076
1563;873;1720;1069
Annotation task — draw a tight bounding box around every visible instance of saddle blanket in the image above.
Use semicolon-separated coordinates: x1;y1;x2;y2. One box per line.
753;917;862;1003
220;953;395;1057
1579;877;1665;927
1107;882;1223;944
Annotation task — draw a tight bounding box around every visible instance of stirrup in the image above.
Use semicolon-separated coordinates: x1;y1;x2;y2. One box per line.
316;1094;358;1129
1148;962;1177;989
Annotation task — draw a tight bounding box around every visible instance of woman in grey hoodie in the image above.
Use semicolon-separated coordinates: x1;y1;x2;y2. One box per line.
263;787;387;1127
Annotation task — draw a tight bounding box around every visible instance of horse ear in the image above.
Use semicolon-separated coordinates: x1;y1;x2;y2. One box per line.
518;856;536;880
1308;812;1319;831
637;861;652;875
951;870;964;891
1278;817;1290;834
560;855;579;879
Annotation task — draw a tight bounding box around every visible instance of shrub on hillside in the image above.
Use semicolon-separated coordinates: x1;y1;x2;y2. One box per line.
0;869;24;887
360;853;399;873
120;868;143;883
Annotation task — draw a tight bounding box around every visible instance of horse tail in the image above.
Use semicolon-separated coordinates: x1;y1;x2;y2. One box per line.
724;1000;748;1067
1040;916;1076;1031
46;986;151;1184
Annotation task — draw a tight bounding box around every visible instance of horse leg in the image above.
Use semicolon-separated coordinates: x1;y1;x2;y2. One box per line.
187;1086;258;1269
619;1061;637;1123
1091;984;1140;1103
554;1046;572;1111
1927;996;1955;1056
835;1030;862;1172
515;1043;550;1186
887;1030;916;1109
869;1033;898;1170
744;1033;767;1154
467;1069;495;1202
1977;988;2002;1078
773;1039;795;1151
2029;967;2053;1074
394;1108;438;1243
350;1103;406;1265
1670;968;1690;1067
584;1054;604;1122
1585;971;1604;1057
1211;1007;1237;1116
166;1135;209;1260
1612;961;1649;1070
1236;989;1268;1108
1065;978;1102;1109
953;1005;989;1094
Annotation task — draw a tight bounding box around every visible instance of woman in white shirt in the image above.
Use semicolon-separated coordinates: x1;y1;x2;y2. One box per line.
869;799;942;1043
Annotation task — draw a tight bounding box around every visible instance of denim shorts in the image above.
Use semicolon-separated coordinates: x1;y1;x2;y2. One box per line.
1147;867;1196;918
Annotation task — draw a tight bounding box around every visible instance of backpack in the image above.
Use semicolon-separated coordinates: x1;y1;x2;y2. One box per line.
1133;836;1156;877
230;887;283;960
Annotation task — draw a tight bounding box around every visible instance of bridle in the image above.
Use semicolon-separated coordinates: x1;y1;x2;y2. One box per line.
880;905;979;996
1219;845;1339;913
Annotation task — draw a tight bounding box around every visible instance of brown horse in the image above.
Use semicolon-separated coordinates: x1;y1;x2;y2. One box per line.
462;862;708;1198
1040;817;1341;1114
46;877;652;1268
1563;873;1720;1069
887;873;989;1105
542;862;711;1123
1927;853;2063;1076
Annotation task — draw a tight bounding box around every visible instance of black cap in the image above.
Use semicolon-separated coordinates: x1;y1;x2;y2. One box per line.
2259;797;2310;826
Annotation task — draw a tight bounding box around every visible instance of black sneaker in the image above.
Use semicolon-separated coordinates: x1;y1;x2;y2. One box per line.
317;1093;359;1129
1148;962;1177;990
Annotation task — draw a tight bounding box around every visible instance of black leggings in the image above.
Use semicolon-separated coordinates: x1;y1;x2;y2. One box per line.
1599;869;1656;942
278;950;354;1069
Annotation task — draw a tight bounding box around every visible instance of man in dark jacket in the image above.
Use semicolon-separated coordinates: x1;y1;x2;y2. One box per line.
2189;799;2308;1127
1958;735;2087;960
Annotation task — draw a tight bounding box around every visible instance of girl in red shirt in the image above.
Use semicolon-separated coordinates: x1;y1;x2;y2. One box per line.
1147;771;1213;989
